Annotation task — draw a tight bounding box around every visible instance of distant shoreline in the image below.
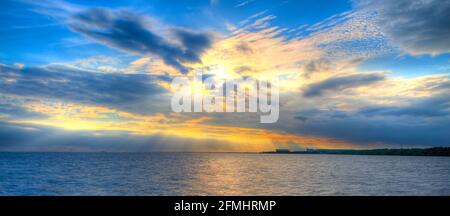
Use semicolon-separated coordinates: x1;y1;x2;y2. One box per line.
261;147;450;157
1;148;449;156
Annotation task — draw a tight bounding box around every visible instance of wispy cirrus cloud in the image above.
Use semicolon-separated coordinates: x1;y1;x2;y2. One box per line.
235;0;257;8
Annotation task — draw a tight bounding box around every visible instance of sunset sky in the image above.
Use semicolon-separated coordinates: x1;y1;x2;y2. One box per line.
0;0;449;152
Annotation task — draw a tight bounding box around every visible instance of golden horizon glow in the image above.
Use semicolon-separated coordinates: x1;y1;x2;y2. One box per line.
5;101;363;152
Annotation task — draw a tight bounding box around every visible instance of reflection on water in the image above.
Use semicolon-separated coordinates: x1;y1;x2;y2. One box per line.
0;153;449;195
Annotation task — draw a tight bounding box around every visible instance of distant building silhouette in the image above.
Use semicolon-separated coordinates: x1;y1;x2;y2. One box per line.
275;149;291;153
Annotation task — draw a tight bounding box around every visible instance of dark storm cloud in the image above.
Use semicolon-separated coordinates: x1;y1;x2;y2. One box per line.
358;0;450;55
69;8;213;73
303;73;385;97
0;64;164;113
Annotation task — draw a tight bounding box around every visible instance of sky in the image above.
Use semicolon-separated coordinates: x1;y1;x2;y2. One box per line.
0;0;449;152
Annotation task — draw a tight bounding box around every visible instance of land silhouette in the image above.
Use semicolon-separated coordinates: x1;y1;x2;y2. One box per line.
262;147;450;156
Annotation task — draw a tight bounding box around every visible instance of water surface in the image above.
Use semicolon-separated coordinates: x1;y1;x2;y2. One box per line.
0;153;449;195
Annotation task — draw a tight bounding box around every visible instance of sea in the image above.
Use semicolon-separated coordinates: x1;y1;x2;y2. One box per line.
0;152;449;195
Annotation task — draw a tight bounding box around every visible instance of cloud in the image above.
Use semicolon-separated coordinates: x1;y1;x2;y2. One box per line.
284;106;450;147
357;0;450;55
0;115;357;151
359;93;450;117
303;73;385;97
235;0;256;8
0;121;238;152
0;101;47;120
6;1;449;151
0;64;165;114
301;59;333;78
69;8;213;73
272;74;450;147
